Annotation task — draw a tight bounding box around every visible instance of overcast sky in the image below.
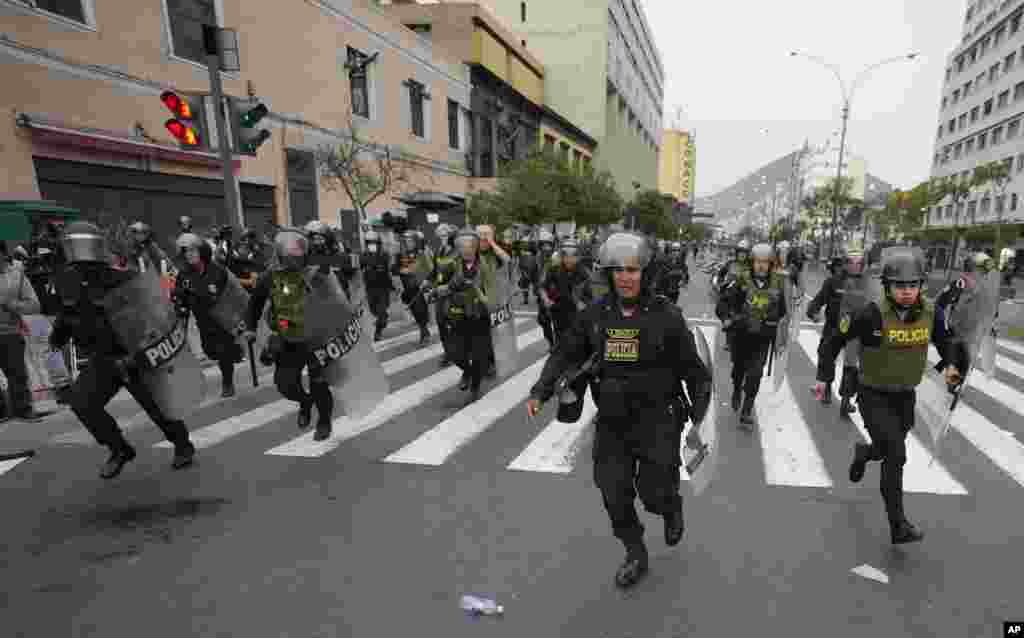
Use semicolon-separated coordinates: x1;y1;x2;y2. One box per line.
642;0;966;197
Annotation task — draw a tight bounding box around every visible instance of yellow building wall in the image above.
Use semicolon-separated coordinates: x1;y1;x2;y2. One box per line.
474;29;509;82
508;55;543;106
538;124;593;167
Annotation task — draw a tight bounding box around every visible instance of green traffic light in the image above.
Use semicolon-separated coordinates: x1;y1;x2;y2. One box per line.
240;103;268;128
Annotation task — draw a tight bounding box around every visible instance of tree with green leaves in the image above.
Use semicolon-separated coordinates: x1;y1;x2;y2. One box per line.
629;188;676;238
935;162;1008;271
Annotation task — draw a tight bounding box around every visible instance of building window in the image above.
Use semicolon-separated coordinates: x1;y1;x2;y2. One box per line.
958;113;968;129
982;37;990;56
1018;154;1024;172
166;0;218;65
1013;193;1019;211
447;99;459;150
997;195;1006;214
966;137;975;154
955;142;963;159
346;47;371;119
972;106;980;122
999;90;1010;108
969;200;978;220
521;1;526;22
479;116;493;177
1006;51;1017;72
993;126;1004;144
1010;120;1021;139
1016;81;1024;101
981;197;991;215
406;80;426;138
33;0;87;23
990;63;1000;82
979;131;988;149
985;98;994;115
995;27;1006;46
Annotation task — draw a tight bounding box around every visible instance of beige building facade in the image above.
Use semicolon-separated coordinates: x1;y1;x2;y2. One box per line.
0;0;473;252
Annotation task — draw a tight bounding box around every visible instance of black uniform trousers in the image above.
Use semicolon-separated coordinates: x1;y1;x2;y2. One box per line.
435;299;452;356
592;418;682;546
856;386;914;525
730;329;773;398
446;315;490;391
550;306;578;344
69;355;191;452
272;340;333;422
196;317;242;388
815;328;859;397
366;287;391;334
0;333;33;416
400;280;430;329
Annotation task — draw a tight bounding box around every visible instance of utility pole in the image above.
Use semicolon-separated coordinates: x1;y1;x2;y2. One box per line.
203;25;244;228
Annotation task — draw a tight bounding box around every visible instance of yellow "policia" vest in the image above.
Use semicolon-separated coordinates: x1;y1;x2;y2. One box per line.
860;299;934;391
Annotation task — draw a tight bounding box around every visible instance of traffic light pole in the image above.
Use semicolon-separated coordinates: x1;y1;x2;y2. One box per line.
206;53;243;228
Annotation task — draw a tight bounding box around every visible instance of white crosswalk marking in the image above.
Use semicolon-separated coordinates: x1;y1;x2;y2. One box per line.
380;318;531;375
155;400;295;449
268;327;546;457
754;371;834;488
795;329;966;495
384;358;549;466
927;349;1024;422
998;338;1024;358
0;456;31;477
508;394;597;474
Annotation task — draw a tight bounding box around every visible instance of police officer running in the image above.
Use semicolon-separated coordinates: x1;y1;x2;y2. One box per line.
716;242;788;426
244;230;336;441
361;229;396;342
539;237;593;344
807;251;864;414
431;224;458;367
827;247;964;544
526;232;711;589
173;233;245;398
50;222;197;478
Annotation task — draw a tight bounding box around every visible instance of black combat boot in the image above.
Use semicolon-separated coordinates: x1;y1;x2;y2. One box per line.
848;442;872;483
171;442;196;470
731;386;742;412
419;325;430;346
739;394;755;426
890;519;925;545
297;398;313;429
614;542;649;589
821;383;833;405
458;371;471;391
522;290;529;304
312;384;333;441
374;323;385;342
664;506;684;546
840;396;856;417
100;444;136;479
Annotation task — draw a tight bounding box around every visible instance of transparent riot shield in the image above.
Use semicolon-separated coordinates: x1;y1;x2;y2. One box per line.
974;271;1001;378
103;268;206;420
207;269;251;337
682;324;719;496
489;255;519;377
767;277;794;394
304;269;390;421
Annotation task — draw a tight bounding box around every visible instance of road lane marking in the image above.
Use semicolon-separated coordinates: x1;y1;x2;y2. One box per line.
0;456;32;477
380;318;532;375
383;358;549;466
946;400;1024;488
155;399;296;449
268;327;546;458
797;330;966;495
998;338;1024;358
508;393;597;474
926;349;1024;424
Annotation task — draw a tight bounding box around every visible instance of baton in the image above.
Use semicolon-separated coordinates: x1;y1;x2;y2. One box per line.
765;336;776;377
247;338;258;387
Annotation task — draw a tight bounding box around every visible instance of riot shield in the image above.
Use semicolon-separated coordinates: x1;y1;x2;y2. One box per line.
916;367;956;455
489;256;519;377
207;269;251;337
103;268;206;421
766;278;795;394
974;271;1001;378
304;269;390;420
682;325;718;496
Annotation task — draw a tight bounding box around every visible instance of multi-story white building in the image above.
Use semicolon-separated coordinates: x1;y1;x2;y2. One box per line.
929;0;1024;251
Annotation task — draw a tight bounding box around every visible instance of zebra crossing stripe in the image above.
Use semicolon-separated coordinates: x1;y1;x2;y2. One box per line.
267;327;546;458
155;399;296;449
380;318;532;375
754;368;834;488
0;456;31;477
507;394;597;474
999;338;1024;358
383;358;549;466
946;401;1024;488
795;329;966;495
926;350;1024;422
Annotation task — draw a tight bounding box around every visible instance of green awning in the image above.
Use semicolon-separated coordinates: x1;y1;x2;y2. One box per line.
0;200;79;241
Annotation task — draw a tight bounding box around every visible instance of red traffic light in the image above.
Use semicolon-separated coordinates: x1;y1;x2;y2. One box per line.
160;90;193;119
164;119;199;146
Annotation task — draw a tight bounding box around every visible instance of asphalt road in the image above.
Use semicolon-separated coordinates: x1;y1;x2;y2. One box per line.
0;258;1021;638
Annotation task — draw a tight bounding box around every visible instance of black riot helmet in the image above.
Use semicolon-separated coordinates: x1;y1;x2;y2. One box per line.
62;221;112;265
454;225;481;257
178;215;193;233
273;228;309;271
881;247;926;286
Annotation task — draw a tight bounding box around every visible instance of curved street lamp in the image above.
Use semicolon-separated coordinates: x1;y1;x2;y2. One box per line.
790;51;919;257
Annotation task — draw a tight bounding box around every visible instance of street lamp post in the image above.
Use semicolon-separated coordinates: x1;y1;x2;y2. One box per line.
790;51;919;258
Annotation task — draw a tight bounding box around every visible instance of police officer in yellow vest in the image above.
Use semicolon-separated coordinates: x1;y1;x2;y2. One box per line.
431;224;457;367
825;248;965;544
716;242;787;426
244;230;336;441
526;232;711;589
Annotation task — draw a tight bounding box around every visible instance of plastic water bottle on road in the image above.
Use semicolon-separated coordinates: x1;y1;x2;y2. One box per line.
460;594;504;616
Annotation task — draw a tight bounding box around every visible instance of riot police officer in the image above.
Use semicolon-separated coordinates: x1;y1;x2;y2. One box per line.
127;221;171;274
807;251;864;414
539;237;593;344
534;230;558;348
431;224;458;367
245;230;336;441
178;215;193;235
393;229;433;346
50;222;197;478
517;239;539;305
526;232;711;589
173;233;245;398
430;226;496;404
477;224;510;377
655;241;689;303
361;229;395;341
828;248;963;544
716;242;787;426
